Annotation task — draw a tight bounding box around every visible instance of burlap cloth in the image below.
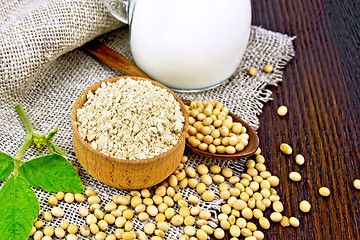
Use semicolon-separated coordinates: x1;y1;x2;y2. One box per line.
0;0;295;239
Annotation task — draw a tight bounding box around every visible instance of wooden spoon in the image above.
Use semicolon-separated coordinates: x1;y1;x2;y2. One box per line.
82;40;260;159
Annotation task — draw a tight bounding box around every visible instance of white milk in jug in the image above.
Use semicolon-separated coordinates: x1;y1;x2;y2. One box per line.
130;0;251;91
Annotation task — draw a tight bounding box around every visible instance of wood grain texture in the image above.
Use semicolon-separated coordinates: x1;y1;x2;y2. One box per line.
252;0;360;239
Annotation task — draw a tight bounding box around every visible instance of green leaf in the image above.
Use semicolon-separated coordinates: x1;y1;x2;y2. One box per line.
19;154;83;193
0;176;39;240
46;127;58;141
47;140;67;156
0;152;14;181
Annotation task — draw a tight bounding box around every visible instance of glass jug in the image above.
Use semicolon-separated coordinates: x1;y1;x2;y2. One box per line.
103;0;251;92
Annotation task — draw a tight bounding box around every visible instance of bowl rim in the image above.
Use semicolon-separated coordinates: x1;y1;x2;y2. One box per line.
71;76;189;164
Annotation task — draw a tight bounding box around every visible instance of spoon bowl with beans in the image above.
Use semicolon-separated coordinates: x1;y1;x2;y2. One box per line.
82;40;260;159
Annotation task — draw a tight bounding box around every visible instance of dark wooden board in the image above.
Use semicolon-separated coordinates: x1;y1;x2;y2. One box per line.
251;0;360;239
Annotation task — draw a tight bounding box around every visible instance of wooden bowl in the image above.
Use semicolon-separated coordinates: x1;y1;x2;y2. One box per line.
71;76;189;190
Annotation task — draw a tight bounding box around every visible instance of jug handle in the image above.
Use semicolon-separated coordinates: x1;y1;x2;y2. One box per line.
102;0;133;24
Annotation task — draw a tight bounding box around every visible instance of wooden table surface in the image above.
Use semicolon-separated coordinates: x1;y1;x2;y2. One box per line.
251;0;360;239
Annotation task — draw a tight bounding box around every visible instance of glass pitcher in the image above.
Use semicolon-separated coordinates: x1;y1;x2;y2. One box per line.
102;0;252;92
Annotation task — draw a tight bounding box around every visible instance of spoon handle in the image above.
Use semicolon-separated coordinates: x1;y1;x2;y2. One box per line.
82;40;151;78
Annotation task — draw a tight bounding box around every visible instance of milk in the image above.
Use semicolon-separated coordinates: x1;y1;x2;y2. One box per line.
130;0;251;91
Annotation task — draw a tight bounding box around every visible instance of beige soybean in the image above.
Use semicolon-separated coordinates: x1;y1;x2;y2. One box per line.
241;228;252;237
179;207;191;218
196;229;208;240
164;196;174;207
104;202;117;212
299;200;311;213
98;220;108;231
94;209;104;219
217;213;228;222
138;212;149;221
66;234;77;240
104;214;115;225
33;231;43;240
249;67;257;76
178;235;189;240
270;212;282;222
185;167;197;178
29;226;36;236
273;201;284;212
43;226;54;236
51;207;64;218
88;195;101;205
214;228;225;239
277;106;288;116
295;154;305;165
79;206;89;217
184;226;196;236
130;196;142;208
221;204;232;215
241;207;253;220
253;230;265;240
289;172;302;181
190;207;200;216
255;155;265;164
178;198;188;207
86;214;98;225
199;210;211;220
264;64;273;73
267;176;280;187
196;219;208;227
90;203;100;212
220;190;230;200
124;221;133;231
171;215;184;226
95;232;106;240
229;176;240;185
253;208;263;219
200;175;212;186
60;220;69;230
85;189;96;197
247;222;257;232
44;212;53;221
280;216;290;227
179;178;189;188
319;187;331;197
135;204;146;213
229;225;241;237
188;195;199;205
106;235;116;240
213;174;225;184
230;188;241;197
55;227;66;238
280;143;292;155
354;179;360;189
64;193;74;203
68;224;78;234
56;191;65;201
196;183;207;194
158;203;168;213
75;193;85;203
157;221;169;232
259;217;270;229
202;190;215;202
147;205;158;217
289;217;300;227
188;178;199;189
201;225;213;235
48;196;58;206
